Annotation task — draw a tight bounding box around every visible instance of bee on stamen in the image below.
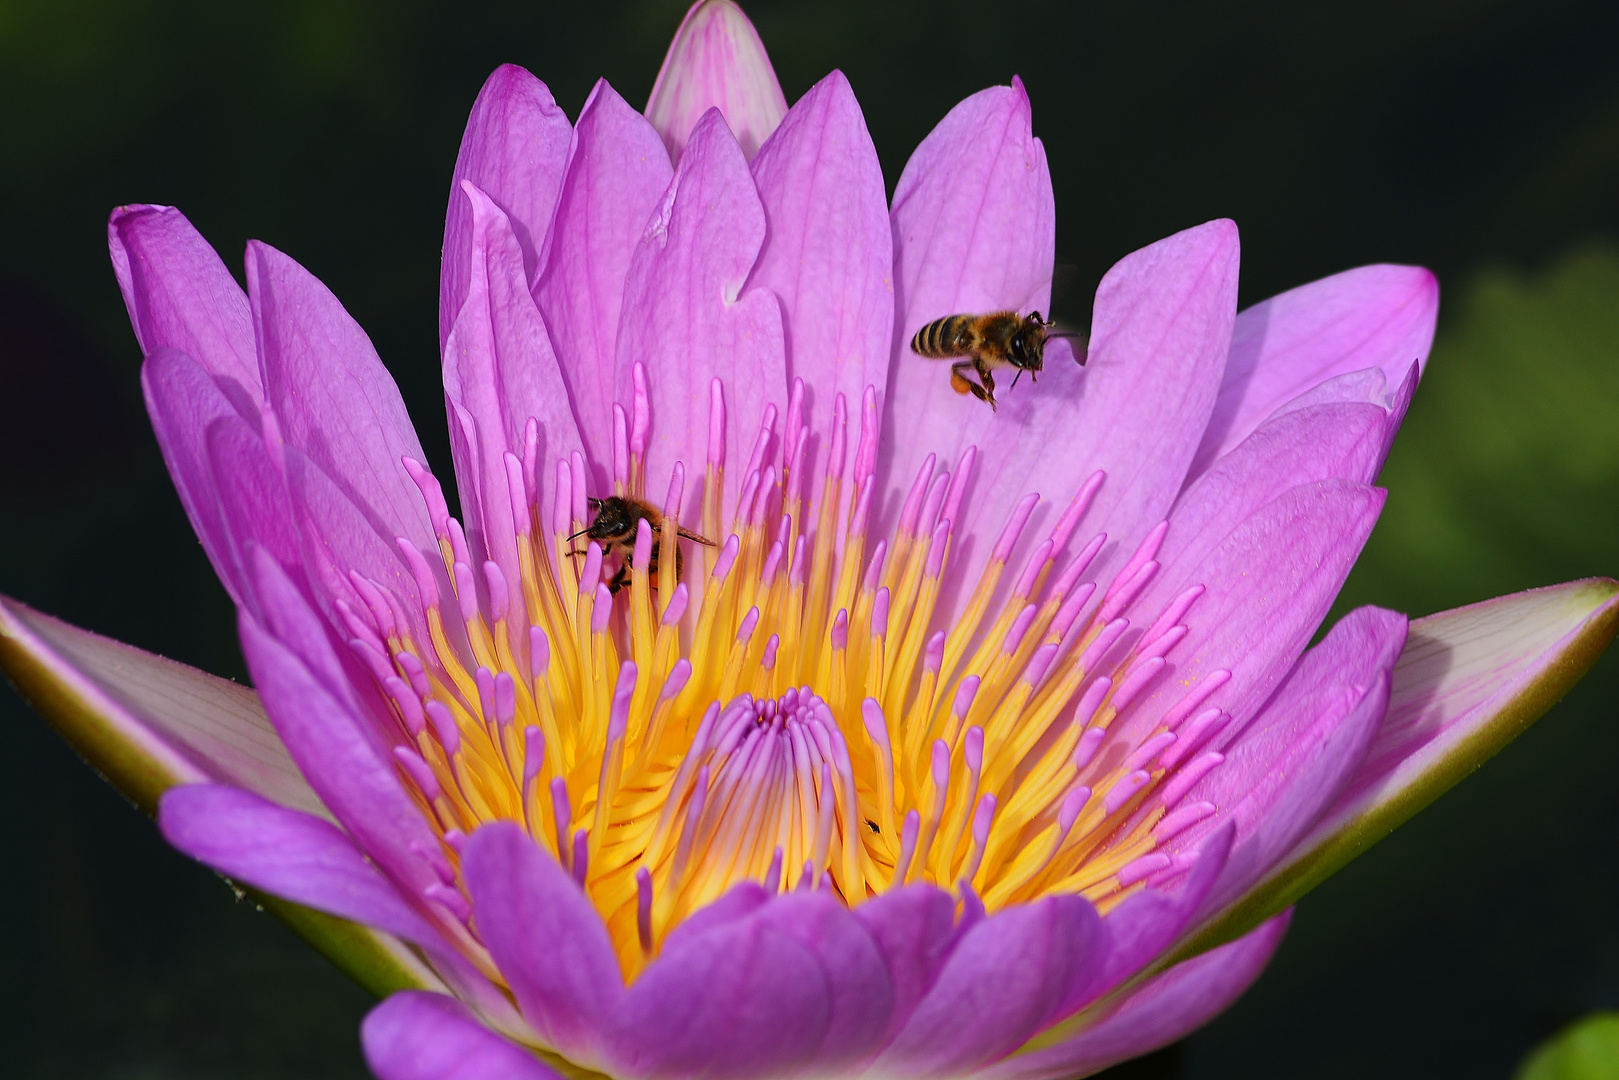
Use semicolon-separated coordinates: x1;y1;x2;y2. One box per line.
567;495;716;594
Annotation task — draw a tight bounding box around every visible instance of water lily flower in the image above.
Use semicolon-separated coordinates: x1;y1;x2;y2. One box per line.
2;3;1616;1078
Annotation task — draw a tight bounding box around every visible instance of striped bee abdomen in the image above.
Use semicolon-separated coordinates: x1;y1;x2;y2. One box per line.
911;315;977;357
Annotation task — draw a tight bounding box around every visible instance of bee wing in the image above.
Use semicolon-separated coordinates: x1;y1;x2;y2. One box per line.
1050;259;1079;308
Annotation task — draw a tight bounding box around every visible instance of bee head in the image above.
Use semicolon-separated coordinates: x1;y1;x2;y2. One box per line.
1008;312;1049;372
583;496;637;543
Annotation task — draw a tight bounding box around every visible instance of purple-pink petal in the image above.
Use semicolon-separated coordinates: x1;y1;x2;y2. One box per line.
237;561;448;924
1162;400;1391;570
280;442;428;649
749;69;892;420
460;823;624;1062
363;992;563;1080
852;885;959;1043
1190;263;1437;482
608;905;831;1080
246;240;434;559
443;181;584;626
644;0;788;164
204;414;304;610
1173;606;1407;917
614;108;787;525
141;348;263;609
440;64;572;350
533;79;674;477
160;782;448;953
109;204;262;406
1116;479;1384;748
984;912;1292;1080
751;890;894;1068
872;894;1104;1079
1088;823;1233;1005
881;81;1057;560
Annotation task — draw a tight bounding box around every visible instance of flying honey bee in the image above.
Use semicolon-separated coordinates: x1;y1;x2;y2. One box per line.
910;311;1085;410
568;496;715;594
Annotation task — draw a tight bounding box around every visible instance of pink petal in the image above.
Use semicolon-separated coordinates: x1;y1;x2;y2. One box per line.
1160;400;1391;574
872;894;1104;1079
460;823;624;1063
533;79;674;476
1171;606;1408;918
1189;264;1438;482
608;905;830;1079
749;69;892;421
1118;479;1385;747
108;204;262;405
246;241;436;558
0;594;322;817
1087;823;1234;1006
659;882;771;955
238;561;450;926
985;912;1292;1080
614;109;787;522
881;82;1055;568
282;442;428;649
752;891;894;1069
645;0;787;164
439;64;572;351
886;129;1236;613
443;182;584;623
363;992;562;1080
852;885;959;1043
205;414;304;610
141;348;263;608
160;783;448;954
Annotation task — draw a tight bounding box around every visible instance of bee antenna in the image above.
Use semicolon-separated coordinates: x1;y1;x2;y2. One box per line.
566;526;592;541
1010;369;1023;391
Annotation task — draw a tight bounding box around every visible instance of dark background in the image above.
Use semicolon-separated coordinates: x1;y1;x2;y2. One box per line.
3;0;1619;1076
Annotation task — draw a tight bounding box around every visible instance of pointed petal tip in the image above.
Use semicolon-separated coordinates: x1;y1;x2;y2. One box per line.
647;0;788;162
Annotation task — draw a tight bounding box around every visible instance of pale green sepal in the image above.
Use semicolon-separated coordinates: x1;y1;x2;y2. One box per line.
0;594;324;817
0;595;434;997
1174;577;1619;964
1517;1012;1619;1080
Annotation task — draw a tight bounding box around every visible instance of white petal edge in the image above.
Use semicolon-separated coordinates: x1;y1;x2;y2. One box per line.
0;594;439;998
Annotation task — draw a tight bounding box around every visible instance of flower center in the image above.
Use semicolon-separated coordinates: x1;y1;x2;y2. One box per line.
338;366;1229;977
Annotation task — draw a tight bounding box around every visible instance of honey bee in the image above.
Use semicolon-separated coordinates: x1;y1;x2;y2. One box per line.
568;496;715;594
910;311;1085;410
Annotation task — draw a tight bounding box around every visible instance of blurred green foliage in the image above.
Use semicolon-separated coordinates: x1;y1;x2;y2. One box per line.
1518;1013;1619;1080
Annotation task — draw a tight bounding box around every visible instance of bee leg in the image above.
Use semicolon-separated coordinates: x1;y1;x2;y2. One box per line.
950;361;997;411
605;562;631;595
975;360;999;412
